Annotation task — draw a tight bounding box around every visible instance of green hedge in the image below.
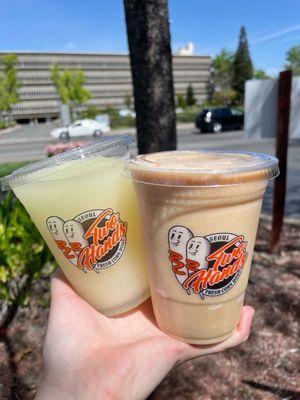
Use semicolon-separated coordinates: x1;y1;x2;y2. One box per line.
0;162;55;318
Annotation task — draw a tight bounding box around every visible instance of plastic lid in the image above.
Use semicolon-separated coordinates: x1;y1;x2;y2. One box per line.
1;134;133;191
125;150;279;186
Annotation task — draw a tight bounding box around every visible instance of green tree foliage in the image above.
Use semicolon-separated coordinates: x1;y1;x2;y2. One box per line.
253;69;270;79
285;45;300;75
213;88;237;106
177;94;186;108
0;54;21;120
232;26;253;104
124;94;132;108
213;49;234;90
186;84;196;106
0;191;54;327
212;49;236;105
51;64;91;118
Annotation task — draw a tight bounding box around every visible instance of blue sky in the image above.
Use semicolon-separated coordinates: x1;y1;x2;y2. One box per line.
1;0;300;76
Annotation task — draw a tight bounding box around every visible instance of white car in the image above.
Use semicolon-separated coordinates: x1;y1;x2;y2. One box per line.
50;119;110;139
118;109;136;118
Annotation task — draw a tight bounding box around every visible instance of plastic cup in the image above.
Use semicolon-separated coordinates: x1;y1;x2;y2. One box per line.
1;135;149;316
125;150;279;344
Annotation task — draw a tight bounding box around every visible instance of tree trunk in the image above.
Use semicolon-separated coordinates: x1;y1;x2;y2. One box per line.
124;0;177;154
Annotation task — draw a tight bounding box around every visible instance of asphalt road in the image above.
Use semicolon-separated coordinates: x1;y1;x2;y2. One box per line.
0;123;275;163
0;123;299;219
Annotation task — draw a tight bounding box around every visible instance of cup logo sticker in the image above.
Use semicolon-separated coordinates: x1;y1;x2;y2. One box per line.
46;209;127;273
168;227;248;299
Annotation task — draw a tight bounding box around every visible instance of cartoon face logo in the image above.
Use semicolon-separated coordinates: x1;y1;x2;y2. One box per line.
186;236;211;268
168;226;193;253
46;209;128;274
63;220;84;241
46;216;65;239
168;226;193;289
46;216;79;268
63;220;88;253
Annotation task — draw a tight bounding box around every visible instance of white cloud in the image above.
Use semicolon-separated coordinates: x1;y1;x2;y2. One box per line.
278;35;300;44
251;24;300;44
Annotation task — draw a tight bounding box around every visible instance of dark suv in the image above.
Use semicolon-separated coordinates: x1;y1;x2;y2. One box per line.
195;107;244;133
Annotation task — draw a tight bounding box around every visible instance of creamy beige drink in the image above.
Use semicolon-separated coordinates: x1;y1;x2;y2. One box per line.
2;136;149;316
126;151;279;344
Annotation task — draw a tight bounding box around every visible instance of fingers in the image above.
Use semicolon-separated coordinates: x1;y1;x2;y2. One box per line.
229;305;255;346
49;269;88;318
49;269;108;324
179;306;255;361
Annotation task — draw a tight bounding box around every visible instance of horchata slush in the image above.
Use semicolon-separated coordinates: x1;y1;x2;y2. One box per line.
1;135;149;316
125;150;279;344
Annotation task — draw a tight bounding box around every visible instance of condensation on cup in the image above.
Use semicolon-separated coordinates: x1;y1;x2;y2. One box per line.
1;135;150;316
125;150;279;344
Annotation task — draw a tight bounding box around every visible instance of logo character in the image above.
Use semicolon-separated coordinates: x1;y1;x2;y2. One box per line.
46;216;79;267
168;226;193;292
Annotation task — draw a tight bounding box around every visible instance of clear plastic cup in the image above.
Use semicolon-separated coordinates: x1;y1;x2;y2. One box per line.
125;150;279;344
1;135;149;316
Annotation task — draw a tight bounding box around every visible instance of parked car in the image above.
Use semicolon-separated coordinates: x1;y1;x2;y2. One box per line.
50;119;110;139
195;107;244;133
118;109;136;118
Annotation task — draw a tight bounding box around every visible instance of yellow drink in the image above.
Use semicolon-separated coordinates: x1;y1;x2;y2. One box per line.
4;137;149;316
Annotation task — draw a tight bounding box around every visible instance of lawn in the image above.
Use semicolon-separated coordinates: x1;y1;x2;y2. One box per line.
0;161;34;179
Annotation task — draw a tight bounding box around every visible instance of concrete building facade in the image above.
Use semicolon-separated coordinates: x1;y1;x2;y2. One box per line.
0;51;211;121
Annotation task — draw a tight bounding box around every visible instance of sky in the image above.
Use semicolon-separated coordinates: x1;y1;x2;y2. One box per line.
1;0;300;76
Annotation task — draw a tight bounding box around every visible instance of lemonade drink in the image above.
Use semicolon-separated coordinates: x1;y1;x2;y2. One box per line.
2;137;149;316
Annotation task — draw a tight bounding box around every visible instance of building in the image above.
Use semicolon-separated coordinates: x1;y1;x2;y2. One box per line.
0;51;211;121
176;42;195;56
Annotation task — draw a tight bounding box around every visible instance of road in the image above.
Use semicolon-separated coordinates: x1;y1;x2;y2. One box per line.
0;123;275;163
0;123;299;219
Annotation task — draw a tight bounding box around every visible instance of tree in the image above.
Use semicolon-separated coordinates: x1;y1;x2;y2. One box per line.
232;26;253;104
253;69;270;79
177;94;186;108
213;88;236;106
285;45;300;75
213;49;234;90
124;0;176;154
0;54;21;121
211;49;235;105
124;94;132;109
51;64;91;119
186;84;196;106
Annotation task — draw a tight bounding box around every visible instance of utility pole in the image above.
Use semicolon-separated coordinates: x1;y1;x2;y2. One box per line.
271;70;292;252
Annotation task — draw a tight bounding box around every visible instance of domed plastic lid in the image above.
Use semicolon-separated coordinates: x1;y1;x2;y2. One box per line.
125;150;279;186
1;134;133;191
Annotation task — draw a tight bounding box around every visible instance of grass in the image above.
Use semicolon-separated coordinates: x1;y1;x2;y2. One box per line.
0;120;16;130
0;161;34;179
176;109;198;123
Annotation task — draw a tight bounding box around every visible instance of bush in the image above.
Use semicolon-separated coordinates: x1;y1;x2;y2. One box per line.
83;106;136;129
83;105;99;119
45;141;90;157
177;94;187;108
0;161;33;180
0;174;55;327
0;120;16;130
186;84;196;106
176;107;198;123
